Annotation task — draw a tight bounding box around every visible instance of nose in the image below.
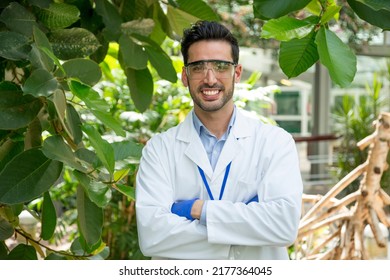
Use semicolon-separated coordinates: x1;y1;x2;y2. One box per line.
203;68;218;84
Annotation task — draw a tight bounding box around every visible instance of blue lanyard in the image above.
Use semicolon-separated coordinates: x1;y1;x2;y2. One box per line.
197;161;232;200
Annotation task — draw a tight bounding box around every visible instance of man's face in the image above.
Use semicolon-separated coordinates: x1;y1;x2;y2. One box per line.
181;40;242;113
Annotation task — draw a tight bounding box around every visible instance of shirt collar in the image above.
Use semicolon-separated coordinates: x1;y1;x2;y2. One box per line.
192;106;237;137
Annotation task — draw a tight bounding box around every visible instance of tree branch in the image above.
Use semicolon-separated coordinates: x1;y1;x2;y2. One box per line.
14;228;91;258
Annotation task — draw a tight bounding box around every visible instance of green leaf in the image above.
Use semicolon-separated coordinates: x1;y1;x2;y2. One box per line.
0;139;23;173
123;32;175;82
33;26;53;56
0;81;20;91
90;109;126;137
89;32;109;64
42;135;86;172
305;0;322;15
0;217;14;241
176;0;219;21
0;31;31;61
145;46;178;83
22;68;58;97
261;16;318;41
40;191;57;240
7;244;37;260
28;0;51;9
57;59;102;86
45;253;67;260
77;185;103;249
150;17;169;45
112;140;143;161
10;204;23;217
253;0;312;20
77;234;102;255
0;85;43;130
347;0;390;29
315;27;357;87
125;68;154;113
121;19;155;37
167;5;200;36
88;246;110;260
38;46;65;75
168;0;179;8
151;2;173;41
119;35;148;70
320;5;341;24
75;148;98;164
115;183;135;200
144;0;156;7
66;104;83;145
95;0;122;41
52;89;78;145
29;44;54;72
120;0;137;20
0;242;8;259
1;205;22;225
48;28;101;60
53;88;67;129
69;236;88;256
355;0;390;11
74;171;111;208
132;0;150;19
0;2;37;37
82;124;115;175
37;3;80;30
68;80;110;111
114;169;130;182
279;31;319;79
0;148;63;204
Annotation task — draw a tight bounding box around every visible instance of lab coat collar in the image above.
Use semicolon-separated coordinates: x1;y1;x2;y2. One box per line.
178;109;253;180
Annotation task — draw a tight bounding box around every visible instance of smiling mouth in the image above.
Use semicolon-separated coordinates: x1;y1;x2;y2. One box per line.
201;89;220;96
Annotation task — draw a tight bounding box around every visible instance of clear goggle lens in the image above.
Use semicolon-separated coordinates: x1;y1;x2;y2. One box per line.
185;60;236;79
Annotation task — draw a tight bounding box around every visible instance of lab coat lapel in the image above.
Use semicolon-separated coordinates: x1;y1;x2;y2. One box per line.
211;132;241;182
177;111;213;178
185;136;213;178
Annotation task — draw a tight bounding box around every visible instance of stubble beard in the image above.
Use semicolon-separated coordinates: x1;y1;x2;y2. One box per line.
189;79;235;112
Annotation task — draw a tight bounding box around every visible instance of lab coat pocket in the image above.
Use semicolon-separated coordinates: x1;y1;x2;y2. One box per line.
233;180;257;203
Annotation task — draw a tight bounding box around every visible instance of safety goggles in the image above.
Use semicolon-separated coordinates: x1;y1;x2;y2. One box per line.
185;59;236;80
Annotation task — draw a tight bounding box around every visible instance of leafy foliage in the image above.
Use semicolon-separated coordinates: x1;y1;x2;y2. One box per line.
259;0;390;87
331;71;390;196
0;0;218;259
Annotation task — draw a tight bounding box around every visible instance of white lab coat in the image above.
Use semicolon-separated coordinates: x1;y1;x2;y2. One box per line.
135;109;303;259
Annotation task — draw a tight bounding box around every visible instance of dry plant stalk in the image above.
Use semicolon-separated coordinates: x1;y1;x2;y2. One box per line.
295;112;390;260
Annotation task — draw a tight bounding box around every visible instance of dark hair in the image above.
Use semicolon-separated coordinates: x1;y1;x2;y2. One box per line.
181;21;239;65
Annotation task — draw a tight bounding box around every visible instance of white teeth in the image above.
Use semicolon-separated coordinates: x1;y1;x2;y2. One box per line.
202;90;219;96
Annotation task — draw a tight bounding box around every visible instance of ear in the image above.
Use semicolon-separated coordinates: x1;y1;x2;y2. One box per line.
181;67;189;87
234;64;243;83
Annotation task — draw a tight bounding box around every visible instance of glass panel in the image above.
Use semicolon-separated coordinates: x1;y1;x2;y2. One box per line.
274;91;301;115
276;120;301;133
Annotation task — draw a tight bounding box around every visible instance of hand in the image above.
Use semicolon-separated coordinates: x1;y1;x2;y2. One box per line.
246;195;258;204
171;198;198;220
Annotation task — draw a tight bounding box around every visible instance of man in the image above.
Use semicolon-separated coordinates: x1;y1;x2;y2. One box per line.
135;21;303;259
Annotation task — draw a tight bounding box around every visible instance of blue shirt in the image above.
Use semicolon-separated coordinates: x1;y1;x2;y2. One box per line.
192;107;237;225
192;108;236;170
